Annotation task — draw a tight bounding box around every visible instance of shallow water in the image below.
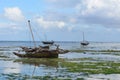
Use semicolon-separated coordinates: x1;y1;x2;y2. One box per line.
60;52;120;61
0;41;120;79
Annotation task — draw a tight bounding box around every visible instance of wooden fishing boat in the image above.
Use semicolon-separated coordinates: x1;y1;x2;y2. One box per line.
13;20;69;58
13;50;59;58
13;46;69;58
13;44;69;58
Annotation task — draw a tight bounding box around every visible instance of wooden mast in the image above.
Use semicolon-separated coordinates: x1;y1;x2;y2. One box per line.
28;20;36;47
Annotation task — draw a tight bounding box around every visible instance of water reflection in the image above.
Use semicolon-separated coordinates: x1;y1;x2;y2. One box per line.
0;61;20;74
13;58;71;77
4;62;20;74
14;58;58;67
88;74;120;80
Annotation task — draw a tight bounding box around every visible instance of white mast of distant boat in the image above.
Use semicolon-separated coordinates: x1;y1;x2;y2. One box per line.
83;32;85;42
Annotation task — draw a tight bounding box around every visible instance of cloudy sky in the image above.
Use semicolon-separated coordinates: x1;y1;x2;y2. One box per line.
0;0;120;42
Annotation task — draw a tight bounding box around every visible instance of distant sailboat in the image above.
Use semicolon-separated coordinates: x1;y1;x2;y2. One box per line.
81;32;89;46
42;41;54;45
42;34;54;45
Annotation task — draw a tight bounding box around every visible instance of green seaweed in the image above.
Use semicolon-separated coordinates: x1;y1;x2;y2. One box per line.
60;61;120;74
14;58;120;74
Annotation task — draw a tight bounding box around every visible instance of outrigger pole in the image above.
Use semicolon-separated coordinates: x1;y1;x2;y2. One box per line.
28;20;36;47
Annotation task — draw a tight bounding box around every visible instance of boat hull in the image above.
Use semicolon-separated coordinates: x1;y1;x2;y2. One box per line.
81;42;89;46
42;41;54;45
81;41;89;46
13;51;58;58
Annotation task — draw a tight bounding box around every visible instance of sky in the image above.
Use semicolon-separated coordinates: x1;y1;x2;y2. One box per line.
0;0;120;42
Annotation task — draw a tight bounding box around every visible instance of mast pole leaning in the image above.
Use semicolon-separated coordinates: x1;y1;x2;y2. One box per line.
28;20;36;47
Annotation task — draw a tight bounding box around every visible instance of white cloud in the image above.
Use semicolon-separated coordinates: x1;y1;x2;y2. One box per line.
46;0;120;28
36;17;66;29
76;0;120;18
76;0;105;15
0;23;8;28
46;0;80;8
73;0;120;29
67;25;75;31
49;0;120;18
0;22;24;31
4;7;25;22
0;22;20;35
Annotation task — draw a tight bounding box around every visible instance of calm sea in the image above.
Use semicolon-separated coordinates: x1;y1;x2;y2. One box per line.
0;41;120;50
